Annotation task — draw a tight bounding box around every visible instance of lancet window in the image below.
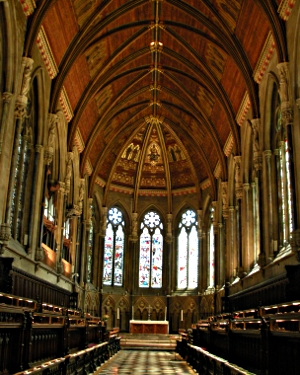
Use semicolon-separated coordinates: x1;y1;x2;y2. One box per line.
177;209;198;289
139;211;163;288
103;207;125;286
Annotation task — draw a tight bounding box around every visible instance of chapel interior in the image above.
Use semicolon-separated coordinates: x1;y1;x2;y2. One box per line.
1;0;300;374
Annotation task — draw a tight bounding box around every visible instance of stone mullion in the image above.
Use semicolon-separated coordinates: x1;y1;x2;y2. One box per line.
243;183;251;274
212;201;217;288
0;92;13;157
264;150;274;261
55;182;66;274
4;118;23;234
12;134;28;240
92;229;100;288
251;181;260;265
228;206;235;282
197;210;203;294
236;200;242;276
80;219;88;291
277;62;297;232
280;141;290;245
200;232;207;292
217;222;224;288
273;148;282;250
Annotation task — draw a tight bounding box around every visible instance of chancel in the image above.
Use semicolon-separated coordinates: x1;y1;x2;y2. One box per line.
1;1;300;375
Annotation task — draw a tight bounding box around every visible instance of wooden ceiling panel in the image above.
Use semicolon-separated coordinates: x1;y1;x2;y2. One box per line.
43;0;79;65
235;0;270;69
36;0;278;198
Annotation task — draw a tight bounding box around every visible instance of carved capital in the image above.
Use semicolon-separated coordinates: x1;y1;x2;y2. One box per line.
263;150;272;161
20;57;34;98
35;144;43;153
14;97;28;119
254;155;262;171
0;223;11;242
281;101;293;126
44;146;54;165
2;92;13;103
66;204;82;218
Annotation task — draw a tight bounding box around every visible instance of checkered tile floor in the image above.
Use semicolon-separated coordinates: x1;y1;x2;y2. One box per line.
94;350;196;374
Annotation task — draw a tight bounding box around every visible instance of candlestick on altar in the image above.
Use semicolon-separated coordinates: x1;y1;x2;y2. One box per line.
147;305;152;320
181;309;183;322
165;307;167;321
132;306;134;320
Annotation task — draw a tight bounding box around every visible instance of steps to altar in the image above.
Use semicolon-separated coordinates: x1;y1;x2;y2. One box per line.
120;333;180;351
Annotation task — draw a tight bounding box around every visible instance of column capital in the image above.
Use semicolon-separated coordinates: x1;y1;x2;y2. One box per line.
2;92;13;103
263;150;272;159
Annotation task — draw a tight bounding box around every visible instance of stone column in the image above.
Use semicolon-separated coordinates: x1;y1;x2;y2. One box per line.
197;209;203;292
212;201;218;288
234;156;243;277
251;181;259;265
56;181;66;275
277;62;297;242
97;207;108;289
290;99;300;257
165;213;173;294
0;92;13;157
221;182;229;283
264;150;274;261
218;222;224;287
228;206;235;281
200;231;207;292
130;212;139;294
243;183;251;273
251;118;264;266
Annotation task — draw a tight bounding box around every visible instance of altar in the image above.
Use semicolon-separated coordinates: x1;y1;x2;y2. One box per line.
130;320;169;334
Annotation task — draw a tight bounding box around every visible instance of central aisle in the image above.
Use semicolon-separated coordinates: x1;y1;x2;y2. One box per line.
94;350;196;374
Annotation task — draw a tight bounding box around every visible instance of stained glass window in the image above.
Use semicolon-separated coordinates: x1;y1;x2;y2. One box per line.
139;211;163;288
103;207;125;286
177;209;198;289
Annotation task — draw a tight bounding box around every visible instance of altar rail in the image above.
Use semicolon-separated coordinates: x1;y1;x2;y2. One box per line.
180;300;300;375
0;293;109;375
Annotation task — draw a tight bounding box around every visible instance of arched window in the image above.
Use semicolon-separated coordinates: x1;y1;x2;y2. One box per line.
177;209;198;289
139;211;163;288
209;207;215;287
103;207;125;286
273;87;294;251
43;195;57;250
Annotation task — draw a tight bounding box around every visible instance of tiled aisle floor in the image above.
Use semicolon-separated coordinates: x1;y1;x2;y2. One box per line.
94;350;196;374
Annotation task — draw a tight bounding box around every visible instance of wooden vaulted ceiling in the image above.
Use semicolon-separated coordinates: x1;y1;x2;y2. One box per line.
25;0;287;207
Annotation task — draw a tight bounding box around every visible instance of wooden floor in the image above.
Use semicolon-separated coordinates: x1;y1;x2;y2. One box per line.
94;350;196;374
